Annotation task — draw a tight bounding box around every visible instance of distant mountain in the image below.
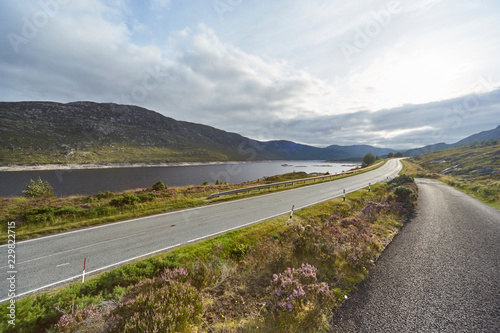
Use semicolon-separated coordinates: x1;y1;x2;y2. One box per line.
455;125;500;146
404;142;453;157
405;125;500;157
2;102;497;165
0;101;348;165
326;145;398;160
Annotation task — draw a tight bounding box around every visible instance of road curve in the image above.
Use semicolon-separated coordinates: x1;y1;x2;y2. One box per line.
330;178;500;332
0;159;402;301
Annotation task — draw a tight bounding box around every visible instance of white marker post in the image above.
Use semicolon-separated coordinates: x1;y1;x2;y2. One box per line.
343;189;346;201
290;205;295;219
82;258;86;284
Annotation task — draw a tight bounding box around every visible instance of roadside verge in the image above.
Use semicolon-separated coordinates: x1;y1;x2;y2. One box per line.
0;172;416;332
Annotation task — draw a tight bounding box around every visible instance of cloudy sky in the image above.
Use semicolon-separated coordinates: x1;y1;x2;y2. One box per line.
1;0;499;149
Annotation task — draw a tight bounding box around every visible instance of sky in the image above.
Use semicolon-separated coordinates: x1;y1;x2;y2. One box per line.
1;0;499;149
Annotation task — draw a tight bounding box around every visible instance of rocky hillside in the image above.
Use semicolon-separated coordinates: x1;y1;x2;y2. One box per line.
0;101;341;164
411;140;500;180
404;125;500;156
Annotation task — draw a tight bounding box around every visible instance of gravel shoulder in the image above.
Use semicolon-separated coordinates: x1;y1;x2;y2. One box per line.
330;178;500;332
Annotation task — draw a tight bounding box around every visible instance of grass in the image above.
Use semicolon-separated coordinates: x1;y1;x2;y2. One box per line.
407;141;500;209
0;145;231;165
0;161;386;244
0;174;417;332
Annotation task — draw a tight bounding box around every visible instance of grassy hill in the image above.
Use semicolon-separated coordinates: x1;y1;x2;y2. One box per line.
408;139;500;208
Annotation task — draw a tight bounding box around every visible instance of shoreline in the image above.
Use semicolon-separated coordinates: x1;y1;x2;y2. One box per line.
0;160;358;172
0;161;254;172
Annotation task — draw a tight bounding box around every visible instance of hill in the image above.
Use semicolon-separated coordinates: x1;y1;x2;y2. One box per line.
0;101;394;165
404;125;500;157
326;144;398;160
409;140;500;208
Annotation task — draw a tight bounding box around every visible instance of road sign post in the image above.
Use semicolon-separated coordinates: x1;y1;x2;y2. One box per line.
82;258;86;284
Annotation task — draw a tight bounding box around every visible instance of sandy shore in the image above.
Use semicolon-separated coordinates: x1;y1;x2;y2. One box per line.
0;161;252;172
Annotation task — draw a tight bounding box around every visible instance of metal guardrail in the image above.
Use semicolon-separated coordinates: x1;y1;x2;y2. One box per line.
207;161;385;199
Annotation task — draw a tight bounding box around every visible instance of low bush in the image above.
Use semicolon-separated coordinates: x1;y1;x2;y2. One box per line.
23;207;55;224
137;193;156;202
86;205;116;217
110;268;202;332
109;194;140;207
388;174;414;188
152;181;168;191
97;191;115;199
54;206;78;216
22;177;55;198
265;263;335;331
394;186;417;206
54;304;101;333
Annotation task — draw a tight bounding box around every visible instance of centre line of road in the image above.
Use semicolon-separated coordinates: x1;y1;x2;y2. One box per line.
0;226;165;269
0;163;389;248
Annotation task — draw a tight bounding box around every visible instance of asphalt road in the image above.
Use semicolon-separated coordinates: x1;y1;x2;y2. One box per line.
0;159;402;302
330;178;500;332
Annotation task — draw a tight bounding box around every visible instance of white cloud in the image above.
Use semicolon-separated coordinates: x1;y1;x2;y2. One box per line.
0;0;499;151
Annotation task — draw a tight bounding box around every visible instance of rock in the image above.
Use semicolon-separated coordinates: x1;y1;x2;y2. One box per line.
477;166;494;175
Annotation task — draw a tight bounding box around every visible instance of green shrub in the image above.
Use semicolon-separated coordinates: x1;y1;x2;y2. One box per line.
394;186;417;205
54;206;78;216
23;207;55;224
388;174;415;188
152;181;167;191
0;294;61;333
97;191;114;199
362;153;376;167
86;205;116;217
137;193;156;202
22;177;55;198
109;194;140;207
229;243;250;261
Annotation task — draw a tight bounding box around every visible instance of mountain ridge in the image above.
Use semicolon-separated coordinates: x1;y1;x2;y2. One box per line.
404;125;500;157
1;101;497;165
0;101;348;164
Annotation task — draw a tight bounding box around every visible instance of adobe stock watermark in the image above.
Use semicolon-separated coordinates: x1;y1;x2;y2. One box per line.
431;74;500;144
340;1;402;64
208;118;288;184
213;0;244;21
7;0;71;54
116;64;170;105
6;221;17;327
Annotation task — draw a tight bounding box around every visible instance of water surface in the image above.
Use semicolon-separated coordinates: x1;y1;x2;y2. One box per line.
0;161;359;197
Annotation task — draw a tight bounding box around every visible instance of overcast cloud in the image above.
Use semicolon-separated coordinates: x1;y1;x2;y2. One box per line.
1;0;499;149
